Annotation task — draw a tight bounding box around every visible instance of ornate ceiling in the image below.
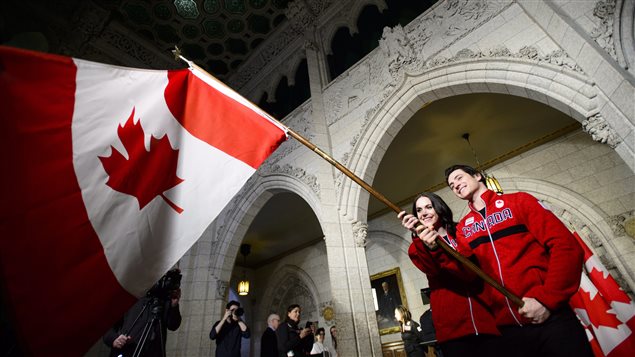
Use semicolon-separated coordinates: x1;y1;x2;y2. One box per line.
93;0;290;79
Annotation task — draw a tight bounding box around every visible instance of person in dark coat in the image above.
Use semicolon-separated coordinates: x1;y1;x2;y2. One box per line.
395;305;425;357
276;304;312;357
261;313;280;357
210;300;250;357
103;272;182;357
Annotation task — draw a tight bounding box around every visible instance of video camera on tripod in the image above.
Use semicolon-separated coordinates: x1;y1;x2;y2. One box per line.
147;268;182;300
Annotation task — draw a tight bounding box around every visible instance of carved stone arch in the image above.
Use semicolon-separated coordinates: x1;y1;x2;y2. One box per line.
287;55;308;87
338;58;616;223
454;176;635;293
366;229;410;255
615;0;635;74
209;173;325;283
320;0;387;55
257;264;321;325
321;23;355;56
252;87;268;105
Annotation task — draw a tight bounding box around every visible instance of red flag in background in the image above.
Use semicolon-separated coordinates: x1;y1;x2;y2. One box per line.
570;232;635;357
0;46;287;356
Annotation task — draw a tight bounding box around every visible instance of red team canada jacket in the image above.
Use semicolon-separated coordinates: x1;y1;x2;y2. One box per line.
451;189;583;326
409;235;499;342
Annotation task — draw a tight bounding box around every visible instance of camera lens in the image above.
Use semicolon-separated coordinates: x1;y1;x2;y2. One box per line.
234;307;244;317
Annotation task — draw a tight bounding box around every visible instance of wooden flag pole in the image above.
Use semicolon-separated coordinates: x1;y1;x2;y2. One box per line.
174;48;524;308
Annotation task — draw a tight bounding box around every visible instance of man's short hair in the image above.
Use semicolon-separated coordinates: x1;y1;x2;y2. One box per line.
444;164;486;185
267;314;280;324
226;300;240;309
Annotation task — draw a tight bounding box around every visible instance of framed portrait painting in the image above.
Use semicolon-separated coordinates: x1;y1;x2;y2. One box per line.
370;267;407;335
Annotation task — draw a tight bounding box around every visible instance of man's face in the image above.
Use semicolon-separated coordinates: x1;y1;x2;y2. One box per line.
228;304;240;320
447;169;483;201
271;315;280;330
382;282;389;293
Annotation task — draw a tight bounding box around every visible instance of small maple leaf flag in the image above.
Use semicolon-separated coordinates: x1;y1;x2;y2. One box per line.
0;46;287;356
570;232;635;357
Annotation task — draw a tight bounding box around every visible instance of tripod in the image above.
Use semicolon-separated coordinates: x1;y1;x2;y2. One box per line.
121;297;167;357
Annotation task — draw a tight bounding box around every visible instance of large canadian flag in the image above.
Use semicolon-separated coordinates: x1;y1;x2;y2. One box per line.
0;46;287;356
570;232;635;357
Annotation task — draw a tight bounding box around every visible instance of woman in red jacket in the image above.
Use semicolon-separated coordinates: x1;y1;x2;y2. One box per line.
399;192;501;357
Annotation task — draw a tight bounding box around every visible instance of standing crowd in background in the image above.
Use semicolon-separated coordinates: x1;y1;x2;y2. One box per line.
209;300;336;357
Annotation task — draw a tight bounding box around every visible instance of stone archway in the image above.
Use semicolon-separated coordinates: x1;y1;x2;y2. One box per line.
340;58;629;223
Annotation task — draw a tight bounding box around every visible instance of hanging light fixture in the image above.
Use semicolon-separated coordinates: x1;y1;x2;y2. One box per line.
462;133;504;194
238;244;251;296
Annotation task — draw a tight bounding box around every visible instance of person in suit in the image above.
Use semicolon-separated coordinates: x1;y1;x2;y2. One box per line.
261;314;280;357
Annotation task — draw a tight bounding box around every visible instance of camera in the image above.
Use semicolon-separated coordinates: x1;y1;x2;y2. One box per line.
234;307;244;317
147;268;182;299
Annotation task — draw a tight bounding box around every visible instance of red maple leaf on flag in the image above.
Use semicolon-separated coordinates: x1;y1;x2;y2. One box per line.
577;288;623;330
99;108;184;213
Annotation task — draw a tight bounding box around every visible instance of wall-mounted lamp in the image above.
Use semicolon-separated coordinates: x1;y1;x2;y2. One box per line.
238;244;251;296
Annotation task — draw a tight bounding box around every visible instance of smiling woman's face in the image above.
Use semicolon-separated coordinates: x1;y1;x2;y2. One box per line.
415;196;439;229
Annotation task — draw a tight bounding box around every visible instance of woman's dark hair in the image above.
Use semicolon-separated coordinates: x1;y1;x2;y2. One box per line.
316;327;325;335
287;304;301;313
411;192;457;237
330;326;337;350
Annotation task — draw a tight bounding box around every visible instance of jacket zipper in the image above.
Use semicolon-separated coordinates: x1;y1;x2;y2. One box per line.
475;206;523;326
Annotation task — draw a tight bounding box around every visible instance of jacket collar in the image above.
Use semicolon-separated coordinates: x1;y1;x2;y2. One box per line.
467;189;497;213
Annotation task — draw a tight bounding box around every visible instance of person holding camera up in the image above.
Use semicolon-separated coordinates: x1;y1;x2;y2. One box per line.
210;300;250;357
276;304;312;357
103;269;182;357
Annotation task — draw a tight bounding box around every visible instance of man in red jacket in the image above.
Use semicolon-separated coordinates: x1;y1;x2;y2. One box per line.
440;164;593;357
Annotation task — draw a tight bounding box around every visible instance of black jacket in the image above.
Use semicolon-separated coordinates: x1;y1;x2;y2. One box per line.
103;296;181;357
210;318;250;357
261;327;278;357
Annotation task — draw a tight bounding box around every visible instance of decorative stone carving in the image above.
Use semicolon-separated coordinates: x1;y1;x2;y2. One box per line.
424;45;583;73
582;114;621;148
352;221;368;247
379;24;417;79
265;164;321;198
99;24;177;69
286;0;318;33
608;210;635;238
319;300;335;325
265;105;314;165
229;0;336;90
59;1;110;55
324;0;511;144
216;280;229;299
590;0;618;61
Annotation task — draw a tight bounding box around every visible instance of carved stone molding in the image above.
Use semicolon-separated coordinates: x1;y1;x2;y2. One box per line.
352;221;369;247
582;114;621;148
424;45;584;74
265;105;314;165
591;0;618;62
263;164;321;198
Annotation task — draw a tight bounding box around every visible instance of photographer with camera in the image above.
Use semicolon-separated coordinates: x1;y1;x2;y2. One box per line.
210;300;250;357
103;269;182;357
